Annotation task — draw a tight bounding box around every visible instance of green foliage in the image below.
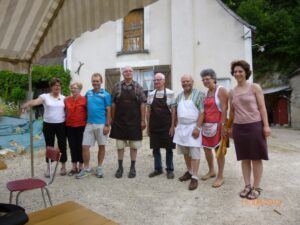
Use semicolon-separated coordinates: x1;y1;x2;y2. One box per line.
0;65;71;104
222;0;300;78
31;65;71;96
0;102;20;117
0;71;28;103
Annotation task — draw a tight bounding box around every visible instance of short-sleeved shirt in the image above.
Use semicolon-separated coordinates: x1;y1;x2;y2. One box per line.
111;80;146;104
86;89;112;124
40;93;65;123
65;95;87;127
147;88;176;110
175;88;204;112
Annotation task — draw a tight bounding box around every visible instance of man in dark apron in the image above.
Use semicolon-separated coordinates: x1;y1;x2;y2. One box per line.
147;73;176;179
110;66;146;178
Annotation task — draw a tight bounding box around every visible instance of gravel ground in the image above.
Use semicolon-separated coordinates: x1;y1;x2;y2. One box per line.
0;127;299;225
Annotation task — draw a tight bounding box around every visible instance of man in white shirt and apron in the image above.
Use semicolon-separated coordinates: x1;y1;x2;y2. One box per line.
173;75;204;190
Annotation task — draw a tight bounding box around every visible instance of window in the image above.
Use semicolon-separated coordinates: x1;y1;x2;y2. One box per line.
133;69;154;92
105;65;172;95
123;9;144;52
217;78;231;90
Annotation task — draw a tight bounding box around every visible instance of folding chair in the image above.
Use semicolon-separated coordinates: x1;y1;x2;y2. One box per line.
6;147;61;208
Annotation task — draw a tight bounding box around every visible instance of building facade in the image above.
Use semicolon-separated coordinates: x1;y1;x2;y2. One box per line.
290;69;300;128
65;0;254;95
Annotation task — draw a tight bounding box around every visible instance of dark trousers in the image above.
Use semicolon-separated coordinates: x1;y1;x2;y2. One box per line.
153;148;174;172
66;126;85;163
43;122;67;163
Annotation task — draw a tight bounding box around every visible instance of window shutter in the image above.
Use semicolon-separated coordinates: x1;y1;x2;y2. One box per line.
154;65;172;89
123;9;144;52
105;68;121;94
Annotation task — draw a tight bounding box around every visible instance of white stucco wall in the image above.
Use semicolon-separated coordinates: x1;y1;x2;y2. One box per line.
192;0;252;90
68;0;172;94
67;0;252;95
290;75;300;128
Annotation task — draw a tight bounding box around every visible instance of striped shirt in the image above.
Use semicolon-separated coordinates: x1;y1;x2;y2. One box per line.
146;88;176;110
175;88;204;112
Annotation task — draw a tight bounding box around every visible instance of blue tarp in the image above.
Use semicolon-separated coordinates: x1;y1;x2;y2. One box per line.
0;116;45;151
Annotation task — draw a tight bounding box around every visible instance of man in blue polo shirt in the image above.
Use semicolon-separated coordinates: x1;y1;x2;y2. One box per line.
76;73;112;179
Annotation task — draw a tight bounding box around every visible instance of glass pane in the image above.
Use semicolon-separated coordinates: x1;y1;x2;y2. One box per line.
142;71;154;90
133;71;140;83
123;9;144;52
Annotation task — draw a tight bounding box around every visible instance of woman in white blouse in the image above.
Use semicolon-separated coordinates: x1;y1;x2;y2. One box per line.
22;78;67;177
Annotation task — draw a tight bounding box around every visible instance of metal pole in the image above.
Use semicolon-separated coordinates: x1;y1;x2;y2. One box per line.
29;64;34;177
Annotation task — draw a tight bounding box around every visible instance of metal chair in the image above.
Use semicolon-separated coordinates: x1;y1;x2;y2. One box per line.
6;146;61;208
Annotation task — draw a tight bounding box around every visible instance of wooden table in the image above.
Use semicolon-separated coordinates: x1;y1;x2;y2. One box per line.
26;201;118;225
0;159;7;170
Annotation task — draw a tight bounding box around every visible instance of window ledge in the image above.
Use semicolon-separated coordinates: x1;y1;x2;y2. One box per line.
117;49;149;56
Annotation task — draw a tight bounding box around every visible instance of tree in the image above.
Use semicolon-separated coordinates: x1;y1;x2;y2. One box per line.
222;0;300;80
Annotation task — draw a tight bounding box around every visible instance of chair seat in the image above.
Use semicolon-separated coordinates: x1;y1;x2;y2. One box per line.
7;178;46;192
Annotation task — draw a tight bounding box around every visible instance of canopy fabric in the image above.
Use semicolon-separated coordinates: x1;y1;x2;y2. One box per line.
0;0;158;73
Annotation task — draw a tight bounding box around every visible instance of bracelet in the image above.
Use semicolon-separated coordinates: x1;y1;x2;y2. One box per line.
194;126;201;131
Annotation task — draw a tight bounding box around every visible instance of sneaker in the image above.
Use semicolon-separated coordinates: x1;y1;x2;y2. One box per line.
115;167;123;178
179;171;192;182
128;167;136;178
167;171;175;179
76;169;91;179
148;170;163;178
96;167;104;178
189;178;198;190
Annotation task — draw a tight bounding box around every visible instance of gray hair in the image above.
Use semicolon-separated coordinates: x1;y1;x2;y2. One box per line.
70;82;83;90
181;74;194;82
155;73;165;80
200;69;217;81
121;66;133;74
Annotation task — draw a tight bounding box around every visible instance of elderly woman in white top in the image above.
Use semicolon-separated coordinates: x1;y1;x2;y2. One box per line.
22;77;67;176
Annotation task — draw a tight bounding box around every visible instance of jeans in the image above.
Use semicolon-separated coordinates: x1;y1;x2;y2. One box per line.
153;148;174;172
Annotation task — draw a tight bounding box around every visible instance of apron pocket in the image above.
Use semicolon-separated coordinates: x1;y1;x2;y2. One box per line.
202;123;218;137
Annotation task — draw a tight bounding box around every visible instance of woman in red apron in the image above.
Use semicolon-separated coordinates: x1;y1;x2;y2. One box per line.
200;69;228;188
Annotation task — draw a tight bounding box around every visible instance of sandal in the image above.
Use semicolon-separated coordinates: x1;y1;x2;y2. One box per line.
60;168;67;176
68;168;78;176
239;184;252;198
247;187;262;200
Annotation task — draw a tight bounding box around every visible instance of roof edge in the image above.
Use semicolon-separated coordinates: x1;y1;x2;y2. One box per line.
289;67;300;78
263;85;291;94
215;0;256;31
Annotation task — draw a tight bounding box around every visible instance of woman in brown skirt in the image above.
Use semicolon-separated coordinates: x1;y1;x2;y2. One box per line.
229;60;271;200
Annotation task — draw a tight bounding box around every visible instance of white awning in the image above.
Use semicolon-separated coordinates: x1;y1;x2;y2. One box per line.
0;0;158;73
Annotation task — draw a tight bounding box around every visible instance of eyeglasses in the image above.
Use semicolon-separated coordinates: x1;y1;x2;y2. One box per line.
153;79;163;82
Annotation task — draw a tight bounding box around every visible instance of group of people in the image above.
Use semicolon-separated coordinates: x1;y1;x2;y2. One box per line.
21;59;271;200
